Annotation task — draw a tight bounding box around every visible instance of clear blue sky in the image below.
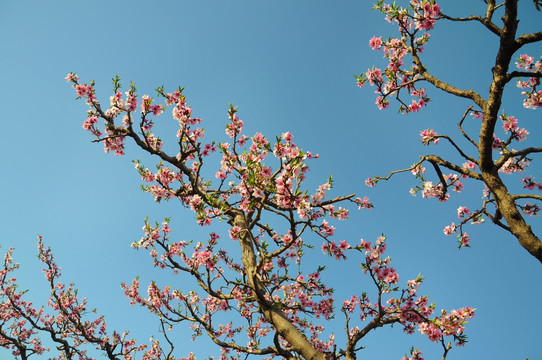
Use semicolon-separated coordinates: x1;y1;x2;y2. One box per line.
0;1;541;359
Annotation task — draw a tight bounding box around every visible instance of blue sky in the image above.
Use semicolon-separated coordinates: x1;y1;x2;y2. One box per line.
1;1;541;359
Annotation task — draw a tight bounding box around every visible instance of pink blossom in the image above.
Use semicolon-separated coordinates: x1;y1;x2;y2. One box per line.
82;116;98;130
355;196;373;210
492;134;502;149
523;90;542;109
516;54;534;70
462;161;477;171
369;36;383;50
365;178;377;187
443;223;456;236
359;239;371;251
418;322;441;342
339;240;350;251
228;226;242;240
420;129;438;145
515;128;529;141
65;73;79;82
375;96;389;110
501;115;518;132
320;220;335;237
282;131;294;142
225;114;244;138
453;180;464;192
457;206;470;219
409;100;421;112
459;232;470;247
522;176;542;191
410;164;425;176
470;110;484;120
366;67;383;86
522;202;540;216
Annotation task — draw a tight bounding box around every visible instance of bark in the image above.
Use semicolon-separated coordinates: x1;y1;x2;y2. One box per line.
436;0;542;263
482;171;542;261
479;0;542;263
231;212;327;360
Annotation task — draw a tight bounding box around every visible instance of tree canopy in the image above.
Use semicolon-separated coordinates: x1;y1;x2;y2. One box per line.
0;1;540;359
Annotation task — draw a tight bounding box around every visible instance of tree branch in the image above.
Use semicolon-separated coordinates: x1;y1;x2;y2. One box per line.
440;13;502;36
410;44;487;108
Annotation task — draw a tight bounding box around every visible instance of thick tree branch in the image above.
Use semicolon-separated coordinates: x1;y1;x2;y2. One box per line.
516;31;542;46
512;194;542;201
440;13;501;36
505;71;542;84
422;155;483;180
494;146;542;169
411;51;487;109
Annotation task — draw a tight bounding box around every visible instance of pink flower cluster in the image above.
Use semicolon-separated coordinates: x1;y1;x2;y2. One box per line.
225;111;244;138
500;114;529;142
365;177;377;187
369;36;383;50
61;73;371;235
498;155;531;175
0;237;154;359
356;1;436;113
515;54;542;109
68;71;477;358
457;206;469;219
123;216;343;353
359;236;399;284
411;0;441;31
359;2;541;257
420;181;447;201
355;196;374;210
443;221;472;248
420;128;438;145
522;176;542;191
141;94;164;116
342;235;474;347
321;239;350;260
521;202;540;217
402;348;424;360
